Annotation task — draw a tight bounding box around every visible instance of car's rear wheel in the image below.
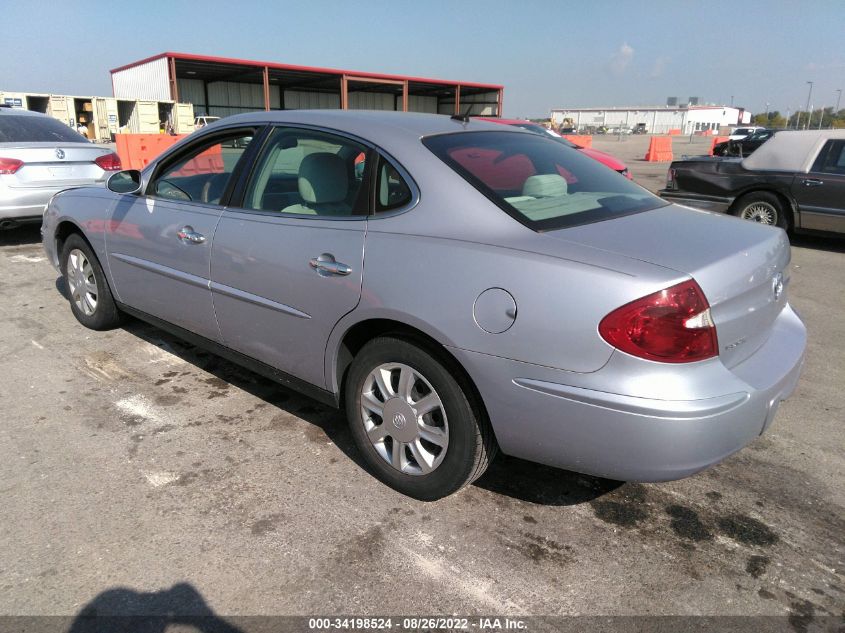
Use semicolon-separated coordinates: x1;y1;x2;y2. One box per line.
60;234;122;330
731;192;789;230
345;336;495;500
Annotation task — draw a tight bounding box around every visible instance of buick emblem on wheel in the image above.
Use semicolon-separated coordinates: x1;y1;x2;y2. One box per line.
392;413;406;429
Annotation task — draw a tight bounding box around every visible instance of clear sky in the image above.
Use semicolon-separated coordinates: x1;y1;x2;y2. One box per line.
3;0;843;118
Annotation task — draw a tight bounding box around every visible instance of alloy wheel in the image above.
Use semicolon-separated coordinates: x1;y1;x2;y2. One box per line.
740;202;778;225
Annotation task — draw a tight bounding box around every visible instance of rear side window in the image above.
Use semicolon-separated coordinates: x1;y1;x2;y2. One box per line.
0;115;89;143
376;157;413;213
812;140;845;175
242;127;369;217
423;131;665;231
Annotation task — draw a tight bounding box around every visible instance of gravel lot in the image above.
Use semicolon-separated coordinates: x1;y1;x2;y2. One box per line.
0;134;843;628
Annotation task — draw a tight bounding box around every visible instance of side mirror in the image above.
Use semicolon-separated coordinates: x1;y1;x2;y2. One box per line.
107;169;142;194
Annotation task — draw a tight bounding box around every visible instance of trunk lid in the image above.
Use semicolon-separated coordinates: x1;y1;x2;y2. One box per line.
544;204;791;368
0;142;111;188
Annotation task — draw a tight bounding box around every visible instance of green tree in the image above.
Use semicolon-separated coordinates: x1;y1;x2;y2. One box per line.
751;111;787;128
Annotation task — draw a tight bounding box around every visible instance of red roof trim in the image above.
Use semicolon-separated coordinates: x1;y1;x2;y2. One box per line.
110;52;503;91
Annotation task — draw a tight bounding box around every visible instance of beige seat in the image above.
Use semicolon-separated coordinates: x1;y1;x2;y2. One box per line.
281;153;351;216
521;174;568;198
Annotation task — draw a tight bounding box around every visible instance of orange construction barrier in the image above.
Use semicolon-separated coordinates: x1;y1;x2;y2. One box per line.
667;128;682;135
563;134;592;148
644;136;674;162
115;134;187;170
709;136;729;156
170;144;224;177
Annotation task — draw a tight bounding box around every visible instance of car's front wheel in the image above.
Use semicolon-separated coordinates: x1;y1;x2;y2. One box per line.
731;192;789;230
345;336;496;500
60;233;122;330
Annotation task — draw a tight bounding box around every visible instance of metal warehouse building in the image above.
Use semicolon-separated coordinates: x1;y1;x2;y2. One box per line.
111;52;504;118
550;105;751;135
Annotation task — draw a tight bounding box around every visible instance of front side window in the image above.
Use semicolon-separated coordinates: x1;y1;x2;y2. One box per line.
150;132;254;205
423;131;665;231
242;128;368;217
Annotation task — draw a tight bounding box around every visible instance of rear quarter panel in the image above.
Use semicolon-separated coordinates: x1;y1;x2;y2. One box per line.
674;161;796;204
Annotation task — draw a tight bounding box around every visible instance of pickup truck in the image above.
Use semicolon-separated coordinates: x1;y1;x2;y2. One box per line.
659;129;845;234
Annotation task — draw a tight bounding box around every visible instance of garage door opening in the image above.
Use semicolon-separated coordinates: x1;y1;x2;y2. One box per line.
73;98;94;139
26;96;49;114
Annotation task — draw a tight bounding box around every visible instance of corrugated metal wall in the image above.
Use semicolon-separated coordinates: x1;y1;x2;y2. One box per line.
408;95;438;113
177;78;206;110
438;91;498;116
112;57;170;101
168;77;484;115
283;90;341;110
348;92;393;110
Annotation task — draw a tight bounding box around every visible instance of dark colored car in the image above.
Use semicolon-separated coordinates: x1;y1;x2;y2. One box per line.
659;129;845;233
712;128;776;157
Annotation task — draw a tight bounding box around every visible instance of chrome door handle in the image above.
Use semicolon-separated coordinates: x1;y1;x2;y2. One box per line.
802;178;824;187
309;253;352;277
177;226;206;244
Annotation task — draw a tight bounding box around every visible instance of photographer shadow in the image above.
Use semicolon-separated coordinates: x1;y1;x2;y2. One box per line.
67;582;243;633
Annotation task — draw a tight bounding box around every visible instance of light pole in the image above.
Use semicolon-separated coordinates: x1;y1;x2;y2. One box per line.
836;89;842;117
786;108;791;129
819;105;825;130
805;81;814;129
765;102;770;125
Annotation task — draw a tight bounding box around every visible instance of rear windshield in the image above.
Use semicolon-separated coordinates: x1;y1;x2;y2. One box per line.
0;115;89;143
423;131;665;231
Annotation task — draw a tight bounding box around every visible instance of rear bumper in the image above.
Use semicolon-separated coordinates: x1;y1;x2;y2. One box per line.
658;190;733;214
451;304;805;481
0;185;67;220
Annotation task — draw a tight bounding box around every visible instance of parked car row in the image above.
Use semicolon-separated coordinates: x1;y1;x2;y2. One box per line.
41;110;805;499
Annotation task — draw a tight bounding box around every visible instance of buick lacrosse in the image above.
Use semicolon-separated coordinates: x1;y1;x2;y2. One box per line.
42;111;805;500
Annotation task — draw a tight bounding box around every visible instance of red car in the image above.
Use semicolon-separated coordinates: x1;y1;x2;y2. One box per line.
478;118;632;180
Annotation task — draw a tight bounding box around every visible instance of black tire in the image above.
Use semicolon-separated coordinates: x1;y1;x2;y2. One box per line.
60;233;122;330
345;336;496;501
730;192;789;230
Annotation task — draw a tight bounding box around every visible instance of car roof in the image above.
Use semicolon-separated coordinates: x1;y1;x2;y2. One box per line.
742;129;845;173
213;110;520;148
0;107;44;117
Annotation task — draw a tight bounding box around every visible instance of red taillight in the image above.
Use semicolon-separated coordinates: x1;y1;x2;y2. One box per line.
94;152;122;171
0;157;24;174
599;279;718;363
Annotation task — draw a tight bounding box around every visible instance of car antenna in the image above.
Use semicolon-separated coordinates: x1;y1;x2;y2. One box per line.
451;105;473;124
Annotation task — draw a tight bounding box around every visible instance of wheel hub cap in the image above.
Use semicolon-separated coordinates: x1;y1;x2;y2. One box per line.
360;363;449;476
742;203;776;225
66;249;98;316
382;398;418;443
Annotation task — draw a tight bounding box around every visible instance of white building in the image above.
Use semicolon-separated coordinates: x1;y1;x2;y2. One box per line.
550;105;751;134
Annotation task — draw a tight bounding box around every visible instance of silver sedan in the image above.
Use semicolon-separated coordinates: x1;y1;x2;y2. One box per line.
0;107;121;229
41;111;806;500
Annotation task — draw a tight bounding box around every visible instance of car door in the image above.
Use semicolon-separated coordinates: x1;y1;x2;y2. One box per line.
106;127;259;341
792;139;845;233
210;126;372;388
